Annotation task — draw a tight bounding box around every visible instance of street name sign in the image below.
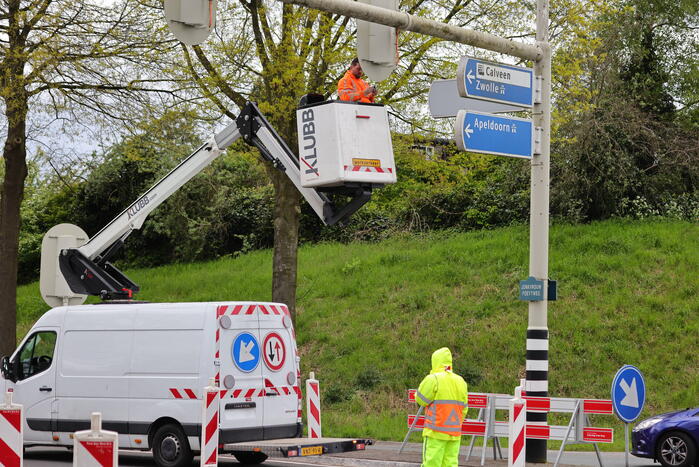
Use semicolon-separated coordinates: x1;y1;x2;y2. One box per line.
429;79;524;118
519;276;545;301
457;56;534;108
612;365;646;423
455;110;533;159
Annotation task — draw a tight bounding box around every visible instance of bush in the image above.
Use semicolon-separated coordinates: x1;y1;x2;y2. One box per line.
355;368;382;390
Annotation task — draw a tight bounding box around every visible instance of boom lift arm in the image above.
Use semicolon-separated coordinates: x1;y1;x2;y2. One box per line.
58;103;373;300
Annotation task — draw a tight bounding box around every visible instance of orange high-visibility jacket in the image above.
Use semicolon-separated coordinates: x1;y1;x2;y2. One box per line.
415;347;469;440
338;70;375;103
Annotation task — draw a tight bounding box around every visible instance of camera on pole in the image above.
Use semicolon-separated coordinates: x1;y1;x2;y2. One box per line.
356;0;399;81
164;0;218;45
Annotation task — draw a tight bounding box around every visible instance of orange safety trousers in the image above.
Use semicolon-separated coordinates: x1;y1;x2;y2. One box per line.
423;400;465;436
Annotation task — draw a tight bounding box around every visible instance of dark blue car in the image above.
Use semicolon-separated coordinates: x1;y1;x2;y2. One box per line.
632;407;699;467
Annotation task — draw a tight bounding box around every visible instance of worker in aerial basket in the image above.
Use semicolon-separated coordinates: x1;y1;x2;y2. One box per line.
337;57;377;103
415;347;469;467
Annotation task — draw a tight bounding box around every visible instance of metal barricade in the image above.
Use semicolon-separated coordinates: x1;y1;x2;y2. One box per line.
404;388;614;467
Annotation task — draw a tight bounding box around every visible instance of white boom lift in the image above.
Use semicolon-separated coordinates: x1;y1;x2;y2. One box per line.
43;101;396;304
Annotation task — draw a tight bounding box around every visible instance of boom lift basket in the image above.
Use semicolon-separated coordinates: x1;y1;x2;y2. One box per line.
296;101;397;189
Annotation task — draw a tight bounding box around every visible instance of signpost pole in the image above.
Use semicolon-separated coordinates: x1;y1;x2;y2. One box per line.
625;423;629;467
612;364;646;467
526;0;551;463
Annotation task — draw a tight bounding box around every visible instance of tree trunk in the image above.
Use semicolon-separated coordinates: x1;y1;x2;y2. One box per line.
268;167;301;323
0;98;29;357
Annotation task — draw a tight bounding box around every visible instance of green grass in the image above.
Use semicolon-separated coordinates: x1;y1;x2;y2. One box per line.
16;218;699;450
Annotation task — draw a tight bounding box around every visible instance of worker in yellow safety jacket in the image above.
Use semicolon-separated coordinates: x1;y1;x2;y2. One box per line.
415;347;469;467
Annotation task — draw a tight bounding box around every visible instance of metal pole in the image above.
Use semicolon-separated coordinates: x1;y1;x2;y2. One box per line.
526;0;551;463
553;401;580;467
467;407;484;459
585;414;606;467
625;423;629;467
399;405;423;454
278;0;541;61
480;396;493;466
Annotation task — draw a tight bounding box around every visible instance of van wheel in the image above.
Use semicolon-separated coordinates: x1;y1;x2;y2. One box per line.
232;451;268;464
152;423;193;467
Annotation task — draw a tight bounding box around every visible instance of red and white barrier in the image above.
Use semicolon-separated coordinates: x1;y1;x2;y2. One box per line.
407;390;613;415
306;372;321;438
406;387;615;467
73;412;118;467
201;378;220;467
0;391;23;467
508;387;526;467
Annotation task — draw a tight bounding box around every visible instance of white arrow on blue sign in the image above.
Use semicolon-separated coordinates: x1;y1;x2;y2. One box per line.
455;110;533;159
232;332;260;373
457;56;534;108
611;365;646;423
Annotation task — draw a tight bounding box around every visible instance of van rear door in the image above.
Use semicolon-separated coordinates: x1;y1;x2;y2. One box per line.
217;303;264;443
258;304;299;439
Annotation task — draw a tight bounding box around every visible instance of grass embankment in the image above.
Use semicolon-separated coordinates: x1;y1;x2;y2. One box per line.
16;219;699;450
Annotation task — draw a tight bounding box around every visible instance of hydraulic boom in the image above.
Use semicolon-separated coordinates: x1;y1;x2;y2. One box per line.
58;102;375;300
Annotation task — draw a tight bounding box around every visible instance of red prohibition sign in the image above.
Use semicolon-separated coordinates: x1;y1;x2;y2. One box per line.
263;332;286;371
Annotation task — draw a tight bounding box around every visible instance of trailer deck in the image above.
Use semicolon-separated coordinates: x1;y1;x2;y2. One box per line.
223;437;373;458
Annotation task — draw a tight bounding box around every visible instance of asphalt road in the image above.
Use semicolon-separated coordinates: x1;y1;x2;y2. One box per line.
23;444;661;467
23;446;344;467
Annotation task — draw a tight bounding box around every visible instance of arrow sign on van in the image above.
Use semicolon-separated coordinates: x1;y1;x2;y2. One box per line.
232;332;260;372
456;56;534;108
263;332;286;371
240;340;256;363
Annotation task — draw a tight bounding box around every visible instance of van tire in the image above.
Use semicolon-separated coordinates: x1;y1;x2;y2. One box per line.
232;451;268;464
152;423;193;467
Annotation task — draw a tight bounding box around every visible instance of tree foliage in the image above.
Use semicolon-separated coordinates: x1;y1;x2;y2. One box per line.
550;0;699;221
6;0;699;353
0;0;172;353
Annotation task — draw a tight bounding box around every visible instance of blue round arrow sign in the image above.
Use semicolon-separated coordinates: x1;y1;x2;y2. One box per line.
611;365;646;423
232;332;260;373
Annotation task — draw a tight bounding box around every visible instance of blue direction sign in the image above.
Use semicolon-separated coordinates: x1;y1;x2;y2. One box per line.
457;56;533;108
455;110;533;159
612;365;646;423
232;332;260;373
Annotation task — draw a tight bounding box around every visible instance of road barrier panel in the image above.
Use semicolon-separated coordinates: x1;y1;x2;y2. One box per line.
0;390;23;467
306;372;321;438
406;388;614;467
201;378;220;467
73;412;118;467
508;386;526;467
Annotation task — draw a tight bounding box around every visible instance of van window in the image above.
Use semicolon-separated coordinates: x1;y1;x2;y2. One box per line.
17;331;57;380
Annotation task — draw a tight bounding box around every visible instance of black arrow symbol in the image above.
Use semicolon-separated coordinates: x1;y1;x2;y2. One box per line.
268;342;275;361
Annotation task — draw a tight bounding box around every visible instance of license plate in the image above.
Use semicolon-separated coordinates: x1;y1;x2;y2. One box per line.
301;445;323;456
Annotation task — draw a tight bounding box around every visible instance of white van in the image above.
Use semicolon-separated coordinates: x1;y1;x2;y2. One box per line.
1;301;366;466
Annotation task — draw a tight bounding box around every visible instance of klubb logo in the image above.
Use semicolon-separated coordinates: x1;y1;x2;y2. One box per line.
127;195;149;219
300;109;319;176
